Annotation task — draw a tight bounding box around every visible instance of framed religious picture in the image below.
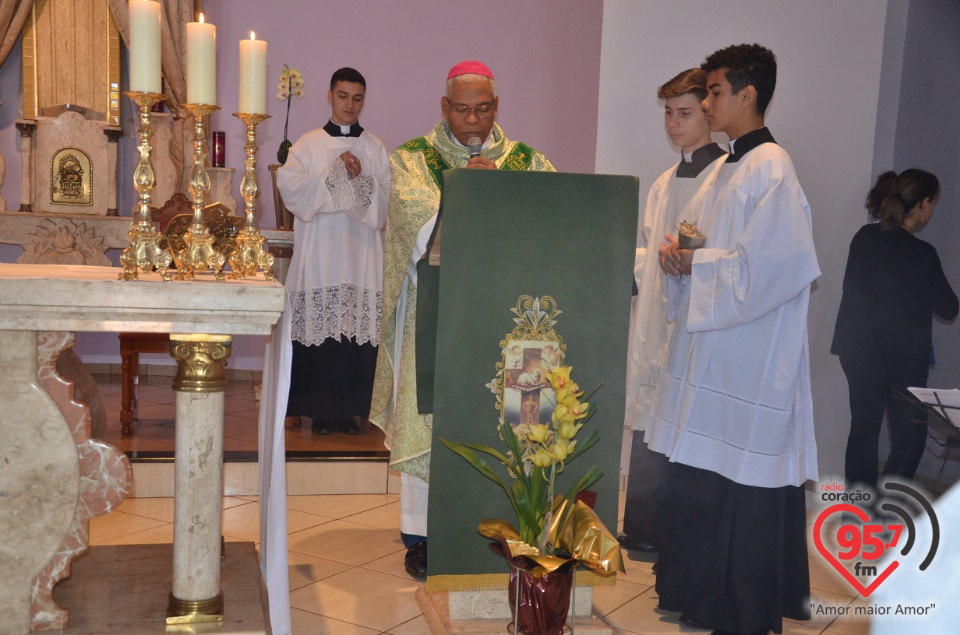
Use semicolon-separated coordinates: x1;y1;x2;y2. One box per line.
50;147;92;206
491;295;566;428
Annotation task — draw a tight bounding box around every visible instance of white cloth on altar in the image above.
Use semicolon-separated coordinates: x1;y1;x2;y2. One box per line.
645;142;820;488
258;293;292;635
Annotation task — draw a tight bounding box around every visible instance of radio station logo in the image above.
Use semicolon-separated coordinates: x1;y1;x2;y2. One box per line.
814;480;939;597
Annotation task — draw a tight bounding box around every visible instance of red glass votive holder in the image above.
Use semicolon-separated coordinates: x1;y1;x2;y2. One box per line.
211;131;225;168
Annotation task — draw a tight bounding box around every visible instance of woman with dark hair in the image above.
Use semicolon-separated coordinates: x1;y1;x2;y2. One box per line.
833;169;958;489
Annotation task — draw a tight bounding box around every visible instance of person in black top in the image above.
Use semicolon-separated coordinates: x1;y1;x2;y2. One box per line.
832;169;958;490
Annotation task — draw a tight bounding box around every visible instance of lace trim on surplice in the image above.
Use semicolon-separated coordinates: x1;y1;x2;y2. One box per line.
290;283;382;346
325;159;375;223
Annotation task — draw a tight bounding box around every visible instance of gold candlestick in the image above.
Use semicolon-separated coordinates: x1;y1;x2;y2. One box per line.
228;112;276;280
176;103;227;280
119;91;174;281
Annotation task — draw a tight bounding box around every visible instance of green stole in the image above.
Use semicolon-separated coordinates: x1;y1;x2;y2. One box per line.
414;141;536;414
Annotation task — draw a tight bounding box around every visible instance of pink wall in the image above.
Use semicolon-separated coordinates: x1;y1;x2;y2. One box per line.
204;0;603;226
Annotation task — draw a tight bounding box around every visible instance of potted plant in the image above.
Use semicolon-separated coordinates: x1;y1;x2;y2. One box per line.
440;364;623;635
275;64;305;165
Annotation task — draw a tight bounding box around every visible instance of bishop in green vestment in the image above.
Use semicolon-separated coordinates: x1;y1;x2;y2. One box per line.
369;60;553;578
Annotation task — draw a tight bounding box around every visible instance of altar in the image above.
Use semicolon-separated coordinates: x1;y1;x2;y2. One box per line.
0;264;287;634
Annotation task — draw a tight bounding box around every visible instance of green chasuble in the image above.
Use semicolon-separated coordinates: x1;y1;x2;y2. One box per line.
370;120;554;481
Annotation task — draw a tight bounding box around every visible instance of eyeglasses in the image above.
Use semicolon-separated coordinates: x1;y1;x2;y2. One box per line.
444;98;496;119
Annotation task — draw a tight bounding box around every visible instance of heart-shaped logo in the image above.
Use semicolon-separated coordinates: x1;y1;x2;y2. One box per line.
813;503;899;597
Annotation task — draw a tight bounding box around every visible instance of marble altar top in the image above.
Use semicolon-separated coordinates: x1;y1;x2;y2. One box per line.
0;264;285;334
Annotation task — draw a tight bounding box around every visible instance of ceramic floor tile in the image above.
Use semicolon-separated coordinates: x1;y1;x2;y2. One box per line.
790;588;856;630
289;567;423;632
809;554;862;597
89;511;168;544
97;522;174;545
288;552;353;591
223;436;261;452
603;587;710;635
781;621;825;635
114;497;176;522
825;596;873;635
619;552;657;586
112;495;253;523
592;578;651;617
221;500;332;543
385;614;430;635
285;494;397;519
342;500;401;530
287;519;405;566
131;402;177;422
222;414;260;435
290;607;380;635
357;549;413;580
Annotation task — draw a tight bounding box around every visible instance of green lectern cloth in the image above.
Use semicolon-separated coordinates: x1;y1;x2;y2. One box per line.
426;168;639;588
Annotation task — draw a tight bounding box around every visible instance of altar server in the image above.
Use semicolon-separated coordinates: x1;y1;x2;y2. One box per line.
620;67;726;553
278;67;391;436
650;44;820;635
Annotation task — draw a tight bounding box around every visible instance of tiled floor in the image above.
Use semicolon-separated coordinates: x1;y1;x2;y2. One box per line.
90;493;872;635
88;376;872;634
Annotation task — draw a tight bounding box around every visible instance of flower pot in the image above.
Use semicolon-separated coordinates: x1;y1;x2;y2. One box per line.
508;564;574;635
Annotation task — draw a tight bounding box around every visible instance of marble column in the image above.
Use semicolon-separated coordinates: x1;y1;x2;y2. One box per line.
167;334;231;623
0;331;80;635
15;122;35;212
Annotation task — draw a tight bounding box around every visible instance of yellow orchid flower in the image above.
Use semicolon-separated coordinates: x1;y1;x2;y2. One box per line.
530;448;553;468
527;423;551;445
549;439;576;462
557;420;583;440
546;366;572;392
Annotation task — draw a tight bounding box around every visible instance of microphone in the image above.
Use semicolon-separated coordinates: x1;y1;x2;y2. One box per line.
468;136;482;158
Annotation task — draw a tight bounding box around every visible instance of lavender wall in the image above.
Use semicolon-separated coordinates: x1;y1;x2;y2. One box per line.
205;0;604;226
0;1;604;368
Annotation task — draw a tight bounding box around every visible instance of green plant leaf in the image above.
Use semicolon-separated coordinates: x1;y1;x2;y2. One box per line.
560;464;603;502
459;442;512;466
564;428;600;463
438;437;507;491
498;422;531;489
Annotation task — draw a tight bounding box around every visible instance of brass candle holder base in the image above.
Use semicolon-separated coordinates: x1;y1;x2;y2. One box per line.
229;112;276;280
119;91;174;281
175;103;226;281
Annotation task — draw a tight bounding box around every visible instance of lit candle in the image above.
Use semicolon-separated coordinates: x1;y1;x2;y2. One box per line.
128;0;161;93
238;31;267;114
186;13;216;105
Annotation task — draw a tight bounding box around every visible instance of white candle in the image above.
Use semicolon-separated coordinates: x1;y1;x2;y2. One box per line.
128;0;161;93
238;32;267;114
186;13;216;105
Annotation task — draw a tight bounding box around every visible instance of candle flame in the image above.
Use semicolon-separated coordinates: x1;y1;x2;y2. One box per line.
250;31;256;40
199;13;205;24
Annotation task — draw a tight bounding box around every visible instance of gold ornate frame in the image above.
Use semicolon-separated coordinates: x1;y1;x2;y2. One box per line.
50;147;93;205
490;295;566;425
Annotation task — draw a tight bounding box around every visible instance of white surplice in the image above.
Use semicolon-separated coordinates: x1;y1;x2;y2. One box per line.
277;125;391;346
645;138;821;488
625;148;726;431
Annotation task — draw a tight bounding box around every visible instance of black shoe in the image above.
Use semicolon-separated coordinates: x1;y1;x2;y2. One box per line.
618;535;658;553
404;541;427;580
340;418;360;435
311;419;335;435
